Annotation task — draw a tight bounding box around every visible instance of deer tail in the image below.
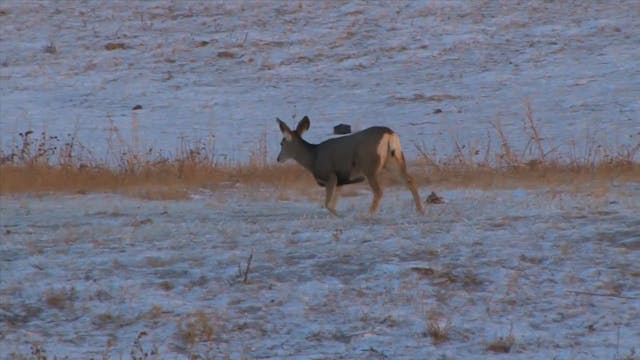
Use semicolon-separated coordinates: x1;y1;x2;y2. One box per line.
388;132;404;162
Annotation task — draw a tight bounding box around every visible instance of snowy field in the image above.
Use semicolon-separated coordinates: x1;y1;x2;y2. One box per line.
1;184;639;358
1;1;640;359
1;1;639;160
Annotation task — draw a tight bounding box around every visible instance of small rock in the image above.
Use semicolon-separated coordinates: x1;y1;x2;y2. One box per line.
426;191;444;204
43;43;57;55
132;104;143;110
333;124;351;135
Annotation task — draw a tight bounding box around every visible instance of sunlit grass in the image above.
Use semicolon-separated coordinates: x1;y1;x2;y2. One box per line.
1;106;638;196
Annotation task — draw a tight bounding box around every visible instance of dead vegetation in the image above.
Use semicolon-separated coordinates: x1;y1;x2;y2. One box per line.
44;287;77;311
486;333;516;353
176;311;219;347
412;100;639;189
104;42;129;51
0;125;311;195
424;313;452;345
0;104;638;196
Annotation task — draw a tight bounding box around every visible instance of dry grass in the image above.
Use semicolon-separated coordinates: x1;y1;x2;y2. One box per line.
413;100;639;190
425;313;451;345
1;107;638;196
176;311;218;346
130;331;158;360
486;333;516;353
44;287;77;311
414;161;640;190
0;129;313;195
0;160;317;194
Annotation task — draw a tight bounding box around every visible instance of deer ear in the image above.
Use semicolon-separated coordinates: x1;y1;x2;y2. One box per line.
296;116;310;136
277;118;293;141
277;118;290;134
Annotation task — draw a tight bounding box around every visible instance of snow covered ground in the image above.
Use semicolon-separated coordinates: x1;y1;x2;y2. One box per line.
1;1;640;359
1;1;639;161
1;184;639;358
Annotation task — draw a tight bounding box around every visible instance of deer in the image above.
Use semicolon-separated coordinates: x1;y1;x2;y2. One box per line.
276;116;425;216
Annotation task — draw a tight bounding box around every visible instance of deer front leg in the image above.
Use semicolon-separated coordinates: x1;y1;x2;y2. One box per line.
328;185;340;212
324;173;339;216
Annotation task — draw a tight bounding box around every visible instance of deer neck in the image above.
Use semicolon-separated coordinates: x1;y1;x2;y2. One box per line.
293;139;317;174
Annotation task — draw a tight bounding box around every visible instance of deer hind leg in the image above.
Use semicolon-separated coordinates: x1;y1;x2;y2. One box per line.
364;154;386;215
404;170;425;214
398;159;425;214
366;175;383;215
324;173;339;216
387;153;425;214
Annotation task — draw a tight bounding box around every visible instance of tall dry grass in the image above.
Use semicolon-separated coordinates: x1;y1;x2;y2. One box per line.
413;100;639;189
1;106;638;196
0;124;313;195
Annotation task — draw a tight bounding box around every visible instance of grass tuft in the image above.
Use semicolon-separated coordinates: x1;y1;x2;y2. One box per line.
176;311;218;347
44;287;77;311
486;334;516;353
425;313;451;345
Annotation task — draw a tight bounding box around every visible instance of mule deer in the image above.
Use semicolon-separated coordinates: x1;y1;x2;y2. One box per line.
277;116;424;215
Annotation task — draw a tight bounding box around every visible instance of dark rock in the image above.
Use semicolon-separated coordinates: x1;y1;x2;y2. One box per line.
333;124;351;135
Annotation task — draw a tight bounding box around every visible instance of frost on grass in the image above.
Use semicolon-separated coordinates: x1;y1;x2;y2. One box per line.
1;185;639;358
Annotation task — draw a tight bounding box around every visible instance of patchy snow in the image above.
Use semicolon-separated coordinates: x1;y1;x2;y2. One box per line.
1;1;640;358
1;185;639;358
1;1;639;161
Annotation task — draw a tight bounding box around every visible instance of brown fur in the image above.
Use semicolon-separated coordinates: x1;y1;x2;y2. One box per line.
277;116;424;215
